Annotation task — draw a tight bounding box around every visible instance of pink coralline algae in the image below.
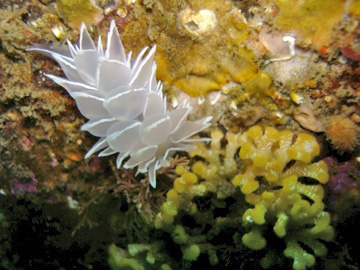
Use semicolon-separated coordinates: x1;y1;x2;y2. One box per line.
21;136;31;151
11;177;38;194
325;157;358;194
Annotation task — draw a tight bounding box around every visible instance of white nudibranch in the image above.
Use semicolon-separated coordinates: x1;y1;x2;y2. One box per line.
28;20;212;188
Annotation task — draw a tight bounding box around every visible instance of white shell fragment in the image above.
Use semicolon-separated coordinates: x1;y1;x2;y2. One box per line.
28;20;212;188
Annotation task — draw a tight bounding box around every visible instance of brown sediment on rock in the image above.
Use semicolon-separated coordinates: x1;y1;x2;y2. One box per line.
293;103;325;133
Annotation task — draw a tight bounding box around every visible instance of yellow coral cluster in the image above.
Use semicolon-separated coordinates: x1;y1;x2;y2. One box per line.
154;126;333;269
232;126;333;270
154;168;206;262
232;125;328;194
155;129;240;228
153;129;245;263
155;170;200;227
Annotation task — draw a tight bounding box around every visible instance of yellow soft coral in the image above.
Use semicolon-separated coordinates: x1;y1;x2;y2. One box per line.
232;125;333;270
155;126;332;269
242;229;267;250
232;126;328;191
155;170;202;228
189;129;241;198
155;129;241;229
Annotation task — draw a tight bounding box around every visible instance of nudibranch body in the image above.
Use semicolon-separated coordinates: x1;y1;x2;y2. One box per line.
28;20;211;187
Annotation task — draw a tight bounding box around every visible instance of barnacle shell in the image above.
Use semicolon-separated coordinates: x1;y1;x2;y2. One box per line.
28;21;212;187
